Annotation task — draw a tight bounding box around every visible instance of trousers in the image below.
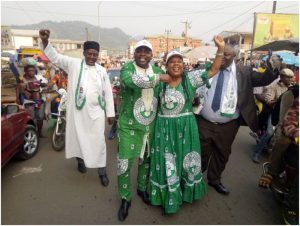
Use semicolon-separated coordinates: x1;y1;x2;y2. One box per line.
117;154;150;201
196;115;239;184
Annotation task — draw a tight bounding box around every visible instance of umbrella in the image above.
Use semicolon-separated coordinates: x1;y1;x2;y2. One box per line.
262;52;299;65
183;46;217;63
252;38;299;52
1;52;13;58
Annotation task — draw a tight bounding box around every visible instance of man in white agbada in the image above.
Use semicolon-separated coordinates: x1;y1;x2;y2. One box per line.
39;29;115;186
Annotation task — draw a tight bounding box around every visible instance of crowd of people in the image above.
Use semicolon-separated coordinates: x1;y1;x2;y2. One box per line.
13;29;298;224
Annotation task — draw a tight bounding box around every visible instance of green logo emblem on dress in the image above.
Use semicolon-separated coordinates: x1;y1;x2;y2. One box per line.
133;97;157;125
161;89;185;115
165;153;179;186
183;151;201;181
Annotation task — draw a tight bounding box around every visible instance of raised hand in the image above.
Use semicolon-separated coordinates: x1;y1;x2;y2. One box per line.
39;29;50;41
213;35;225;49
39;29;50;48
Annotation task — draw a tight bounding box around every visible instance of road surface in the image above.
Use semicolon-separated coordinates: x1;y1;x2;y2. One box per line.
1;126;283;224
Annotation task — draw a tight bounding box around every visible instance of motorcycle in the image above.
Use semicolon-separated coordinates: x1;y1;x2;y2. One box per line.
49;88;67;151
108;77;121;140
261;142;298;224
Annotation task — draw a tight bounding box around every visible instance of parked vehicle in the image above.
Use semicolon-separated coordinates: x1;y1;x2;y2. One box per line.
1;103;39;167
108;77;121;140
107;68;121;140
107;68;121;84
49;88;67;151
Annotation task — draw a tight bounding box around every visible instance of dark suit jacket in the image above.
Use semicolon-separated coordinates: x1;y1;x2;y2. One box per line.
236;65;278;132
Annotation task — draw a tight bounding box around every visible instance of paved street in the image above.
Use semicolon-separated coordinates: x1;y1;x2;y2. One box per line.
2;125;283;225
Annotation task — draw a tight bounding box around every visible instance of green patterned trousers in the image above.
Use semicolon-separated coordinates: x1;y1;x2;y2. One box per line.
117;155;150;201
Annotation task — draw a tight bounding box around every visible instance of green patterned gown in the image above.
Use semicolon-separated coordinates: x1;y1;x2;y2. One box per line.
149;68;209;214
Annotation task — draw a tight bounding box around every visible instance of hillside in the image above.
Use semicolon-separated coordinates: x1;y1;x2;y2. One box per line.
12;21;131;51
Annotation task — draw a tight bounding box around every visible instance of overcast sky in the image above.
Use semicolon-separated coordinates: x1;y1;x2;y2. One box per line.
1;0;299;42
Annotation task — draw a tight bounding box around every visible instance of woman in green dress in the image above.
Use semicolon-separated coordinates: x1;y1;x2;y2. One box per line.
149;36;225;214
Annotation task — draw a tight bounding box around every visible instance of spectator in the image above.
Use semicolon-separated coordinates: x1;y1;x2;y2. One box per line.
17;65;47;137
252;68;295;163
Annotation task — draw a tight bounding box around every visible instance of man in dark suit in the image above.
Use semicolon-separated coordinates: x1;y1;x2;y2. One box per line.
196;44;280;195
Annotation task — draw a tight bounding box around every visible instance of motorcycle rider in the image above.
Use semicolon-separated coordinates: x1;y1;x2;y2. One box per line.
17;64;48;137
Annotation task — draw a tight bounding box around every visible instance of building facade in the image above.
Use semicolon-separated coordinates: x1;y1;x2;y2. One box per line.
128;34;202;58
1;26;14;50
50;39;83;52
1;27;84;52
10;29;39;50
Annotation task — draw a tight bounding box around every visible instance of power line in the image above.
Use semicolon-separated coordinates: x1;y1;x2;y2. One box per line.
35;2;62;22
195;2;265;38
230;15;254;32
132;1;238;14
276;4;299;10
0;6;196;18
15;2;35;24
2;2;270;19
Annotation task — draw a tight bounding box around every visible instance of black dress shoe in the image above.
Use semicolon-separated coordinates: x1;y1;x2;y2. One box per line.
99;174;109;187
77;162;87;173
208;182;230;195
137;190;150;205
118;199;131;221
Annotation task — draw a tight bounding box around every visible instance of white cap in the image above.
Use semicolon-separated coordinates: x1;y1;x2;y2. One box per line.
280;68;294;77
134;40;152;51
166;51;183;63
36;62;45;68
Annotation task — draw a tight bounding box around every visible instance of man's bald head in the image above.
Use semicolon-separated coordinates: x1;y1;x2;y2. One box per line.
224;44;236;57
221;44;238;69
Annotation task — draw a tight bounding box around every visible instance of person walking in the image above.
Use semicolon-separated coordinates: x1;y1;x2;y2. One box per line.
196;45;280;195
39;29;115;186
149;35;225;214
117;40;167;221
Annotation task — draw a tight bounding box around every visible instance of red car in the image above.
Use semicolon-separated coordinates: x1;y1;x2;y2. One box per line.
1;103;39;167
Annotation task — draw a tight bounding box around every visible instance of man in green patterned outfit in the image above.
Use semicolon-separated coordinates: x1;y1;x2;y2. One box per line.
117;40;169;221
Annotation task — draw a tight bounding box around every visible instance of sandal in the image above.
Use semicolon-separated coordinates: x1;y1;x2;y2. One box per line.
258;173;273;188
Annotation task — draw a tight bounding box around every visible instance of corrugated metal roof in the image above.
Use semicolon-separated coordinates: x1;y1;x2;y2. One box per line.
50;39;84;44
146;34;201;41
11;29;39;37
219;30;252;38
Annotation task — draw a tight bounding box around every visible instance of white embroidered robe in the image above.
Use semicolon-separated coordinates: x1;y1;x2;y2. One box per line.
42;43;115;168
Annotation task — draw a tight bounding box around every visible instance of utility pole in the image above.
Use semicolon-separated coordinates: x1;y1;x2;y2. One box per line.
272;1;277;13
181;20;192;46
97;1;102;44
85;27;89;41
165;29;171;53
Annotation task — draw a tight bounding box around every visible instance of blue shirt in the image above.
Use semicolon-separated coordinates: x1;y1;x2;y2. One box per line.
200;63;240;123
